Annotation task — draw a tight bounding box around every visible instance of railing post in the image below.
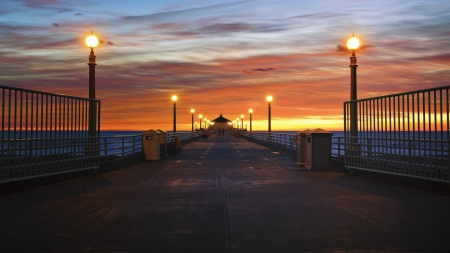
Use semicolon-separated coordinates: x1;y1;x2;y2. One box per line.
122;136;125;157
104;137;108;157
338;137;341;159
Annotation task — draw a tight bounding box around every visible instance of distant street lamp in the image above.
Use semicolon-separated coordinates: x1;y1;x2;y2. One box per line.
241;114;244;130
267;96;273;132
249;109;253;131
172;95;177;132
199;114;203;130
347;35;360;141
85;32;99;138
190;109;195;131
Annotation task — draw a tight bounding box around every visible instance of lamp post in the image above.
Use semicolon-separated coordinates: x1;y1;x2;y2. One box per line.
267;96;272;132
249;109;253;131
172;95;177;132
204;118;207;130
241;114;244;130
85;32;98;138
199;114;202;131
190;109;195;131
347;35;360;142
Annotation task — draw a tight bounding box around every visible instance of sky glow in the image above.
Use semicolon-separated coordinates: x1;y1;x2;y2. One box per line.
1;0;450;131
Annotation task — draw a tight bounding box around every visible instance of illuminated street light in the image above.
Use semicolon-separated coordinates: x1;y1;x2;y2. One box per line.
172;95;177;132
249;109;253;131
347;34;360;141
199;114;203;131
241;114;244;130
85;31;98;138
190;109;195;131
267;96;273;132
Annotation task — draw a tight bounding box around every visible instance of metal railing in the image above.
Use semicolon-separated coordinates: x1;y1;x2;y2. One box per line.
1;85;101;183
99;134;142;161
98;131;204;161
241;131;345;160
167;131;203;144
344;85;449;182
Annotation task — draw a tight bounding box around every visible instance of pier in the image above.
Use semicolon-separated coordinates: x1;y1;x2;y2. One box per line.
1;133;450;252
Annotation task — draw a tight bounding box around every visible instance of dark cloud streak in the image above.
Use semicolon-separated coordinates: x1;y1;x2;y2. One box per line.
243;68;276;75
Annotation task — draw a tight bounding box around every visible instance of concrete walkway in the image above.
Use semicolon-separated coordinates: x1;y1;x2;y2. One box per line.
1;133;450;252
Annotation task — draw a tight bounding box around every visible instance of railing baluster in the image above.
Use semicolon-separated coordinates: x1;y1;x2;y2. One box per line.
343;85;450;183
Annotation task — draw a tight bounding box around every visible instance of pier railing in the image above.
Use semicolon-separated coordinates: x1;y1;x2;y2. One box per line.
240;131;344;160
344;85;449;182
99;131;203;161
1;85;101;183
99;134;142;161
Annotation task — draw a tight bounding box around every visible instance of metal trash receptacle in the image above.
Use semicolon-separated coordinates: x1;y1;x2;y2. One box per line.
296;129;311;167
305;128;333;171
167;134;181;155
142;129;160;160
156;129;167;157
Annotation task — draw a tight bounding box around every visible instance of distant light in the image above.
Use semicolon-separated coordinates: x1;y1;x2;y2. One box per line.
85;34;99;48
172;95;177;102
347;37;360;51
191;109;195;113
267;96;273;102
241;114;244;118
199;114;202;118
249;109;253;113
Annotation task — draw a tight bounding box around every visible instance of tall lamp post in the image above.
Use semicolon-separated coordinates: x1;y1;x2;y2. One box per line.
347;35;360;142
241;115;244;130
204;118;207;130
249;109;253;131
85;32;99;138
190;109;195;131
267;96;272;132
199;114;202;130
172;95;177;132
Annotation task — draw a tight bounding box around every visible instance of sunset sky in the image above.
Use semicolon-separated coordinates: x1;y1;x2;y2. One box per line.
1;0;449;131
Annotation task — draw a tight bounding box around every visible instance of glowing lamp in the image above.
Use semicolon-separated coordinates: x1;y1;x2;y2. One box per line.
85;35;99;49
172;95;178;102
199;114;202;119
241;114;244;118
267;96;273;102
249;109;253;113
347;37;360;51
191;109;195;113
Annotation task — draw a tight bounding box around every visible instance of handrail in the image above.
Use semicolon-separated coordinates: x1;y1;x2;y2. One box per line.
240;131;345;160
344;85;449;183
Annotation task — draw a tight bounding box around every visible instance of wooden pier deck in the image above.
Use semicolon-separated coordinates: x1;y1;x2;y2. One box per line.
1;133;450;252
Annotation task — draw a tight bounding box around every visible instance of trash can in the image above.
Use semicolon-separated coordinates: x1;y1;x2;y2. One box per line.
156;129;167;157
305;128;333;171
142;129;160;160
296;129;311;167
167;134;181;155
